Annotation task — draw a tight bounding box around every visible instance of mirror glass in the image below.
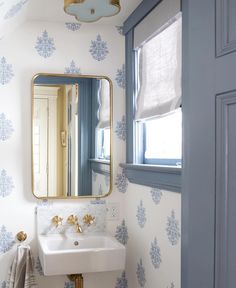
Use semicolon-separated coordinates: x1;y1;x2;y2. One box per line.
32;74;112;198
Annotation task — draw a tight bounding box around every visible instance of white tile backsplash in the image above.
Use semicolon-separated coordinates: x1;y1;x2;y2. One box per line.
37;202;107;235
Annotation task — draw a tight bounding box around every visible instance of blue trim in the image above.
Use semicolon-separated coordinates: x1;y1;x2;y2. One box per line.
120;163;181;192
145;158;182;166
90;159;110;176
123;0;182;192
77;78;92;196
34;75;83;85
125;29;135;163
123;0;163;35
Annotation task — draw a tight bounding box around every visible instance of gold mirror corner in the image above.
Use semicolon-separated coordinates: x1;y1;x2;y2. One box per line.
31;73;113;199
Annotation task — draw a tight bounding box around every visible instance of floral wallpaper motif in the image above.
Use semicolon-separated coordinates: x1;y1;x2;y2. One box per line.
65;22;81;31
116;26;124;36
0;20;181;288
115;169;128;193
35;30;56;58
90;199;106;205
37;199;52;208
149;237;162;269
0;225;14;253
64;281;74;288
166;210;180;246
115;64;125;89
0;57;14;85
150;187;163;205
136;259;146;287
115;219;128;245
126;187;180;287
0;169;14;197
0;113;14;141
89;35;108;61
64;60;81;74
115;116;126;141
136;200;146;228
4;0;28;19
115;271;128;288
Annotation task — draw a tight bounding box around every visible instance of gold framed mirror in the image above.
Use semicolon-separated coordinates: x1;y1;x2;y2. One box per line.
32;73;112;199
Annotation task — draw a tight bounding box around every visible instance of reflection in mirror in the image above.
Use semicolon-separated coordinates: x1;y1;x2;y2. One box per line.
32;74;112;198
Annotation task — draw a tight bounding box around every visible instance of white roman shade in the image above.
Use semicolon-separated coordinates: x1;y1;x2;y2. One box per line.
97;79;110;128
134;0;181;49
134;0;181;120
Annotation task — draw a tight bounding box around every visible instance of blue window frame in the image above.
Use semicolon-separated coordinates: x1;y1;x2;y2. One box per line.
121;0;182;193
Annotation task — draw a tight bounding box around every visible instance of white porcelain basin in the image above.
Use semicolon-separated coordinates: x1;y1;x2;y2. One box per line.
38;233;126;275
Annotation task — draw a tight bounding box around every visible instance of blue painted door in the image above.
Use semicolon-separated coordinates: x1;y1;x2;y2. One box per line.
182;0;236;287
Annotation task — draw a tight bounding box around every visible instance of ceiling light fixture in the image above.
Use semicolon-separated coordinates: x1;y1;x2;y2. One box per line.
64;0;121;23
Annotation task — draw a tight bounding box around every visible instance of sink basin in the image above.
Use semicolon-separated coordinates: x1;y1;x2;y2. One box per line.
38;233;126;275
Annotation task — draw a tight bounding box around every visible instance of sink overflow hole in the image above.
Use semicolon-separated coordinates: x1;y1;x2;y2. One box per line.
74;241;79;246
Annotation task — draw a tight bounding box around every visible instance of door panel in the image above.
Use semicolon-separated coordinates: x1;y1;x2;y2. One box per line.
216;92;236;288
182;0;236;287
216;0;236;56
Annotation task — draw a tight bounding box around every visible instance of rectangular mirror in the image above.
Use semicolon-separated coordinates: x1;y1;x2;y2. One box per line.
32;73;112;198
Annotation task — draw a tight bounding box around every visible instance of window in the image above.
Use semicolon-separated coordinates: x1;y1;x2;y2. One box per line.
122;0;182;192
96;127;110;160
134;15;182;166
139;108;182;166
95;78;110;161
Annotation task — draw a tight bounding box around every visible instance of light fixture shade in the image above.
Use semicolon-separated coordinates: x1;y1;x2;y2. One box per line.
64;0;121;23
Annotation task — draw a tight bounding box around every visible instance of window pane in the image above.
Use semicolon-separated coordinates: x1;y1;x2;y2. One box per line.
96;128;110;160
103;128;110;160
144;108;182;162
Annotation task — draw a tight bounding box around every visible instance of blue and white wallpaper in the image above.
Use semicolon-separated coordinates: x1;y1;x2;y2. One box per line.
124;184;181;288
0;0;30;39
0;12;181;288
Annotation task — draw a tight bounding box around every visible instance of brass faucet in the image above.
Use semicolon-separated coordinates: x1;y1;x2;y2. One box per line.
51;216;63;227
83;214;95;226
67;214;78;225
76;223;83;233
67;214;83;233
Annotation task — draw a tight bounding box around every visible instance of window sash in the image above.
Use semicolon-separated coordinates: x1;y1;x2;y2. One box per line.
122;0;182;193
135;108;182;167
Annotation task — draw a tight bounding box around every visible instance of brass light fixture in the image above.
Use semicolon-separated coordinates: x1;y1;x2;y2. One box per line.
64;0;121;23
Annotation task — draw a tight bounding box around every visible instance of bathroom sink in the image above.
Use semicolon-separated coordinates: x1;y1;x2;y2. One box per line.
38;233;126;275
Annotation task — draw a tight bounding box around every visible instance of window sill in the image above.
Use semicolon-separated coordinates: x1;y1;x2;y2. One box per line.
120;163;181;193
89;159;110;176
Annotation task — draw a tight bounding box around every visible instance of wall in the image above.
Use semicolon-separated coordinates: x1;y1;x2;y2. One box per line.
0;20;125;288
124;184;181;288
0;19;181;288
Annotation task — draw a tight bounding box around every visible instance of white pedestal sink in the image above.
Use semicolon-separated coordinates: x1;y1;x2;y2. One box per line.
38;232;126;276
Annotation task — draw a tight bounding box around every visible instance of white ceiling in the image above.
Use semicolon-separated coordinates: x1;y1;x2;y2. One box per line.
0;0;142;39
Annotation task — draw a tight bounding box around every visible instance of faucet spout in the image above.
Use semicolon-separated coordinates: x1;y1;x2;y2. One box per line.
76;223;83;233
67;214;83;233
